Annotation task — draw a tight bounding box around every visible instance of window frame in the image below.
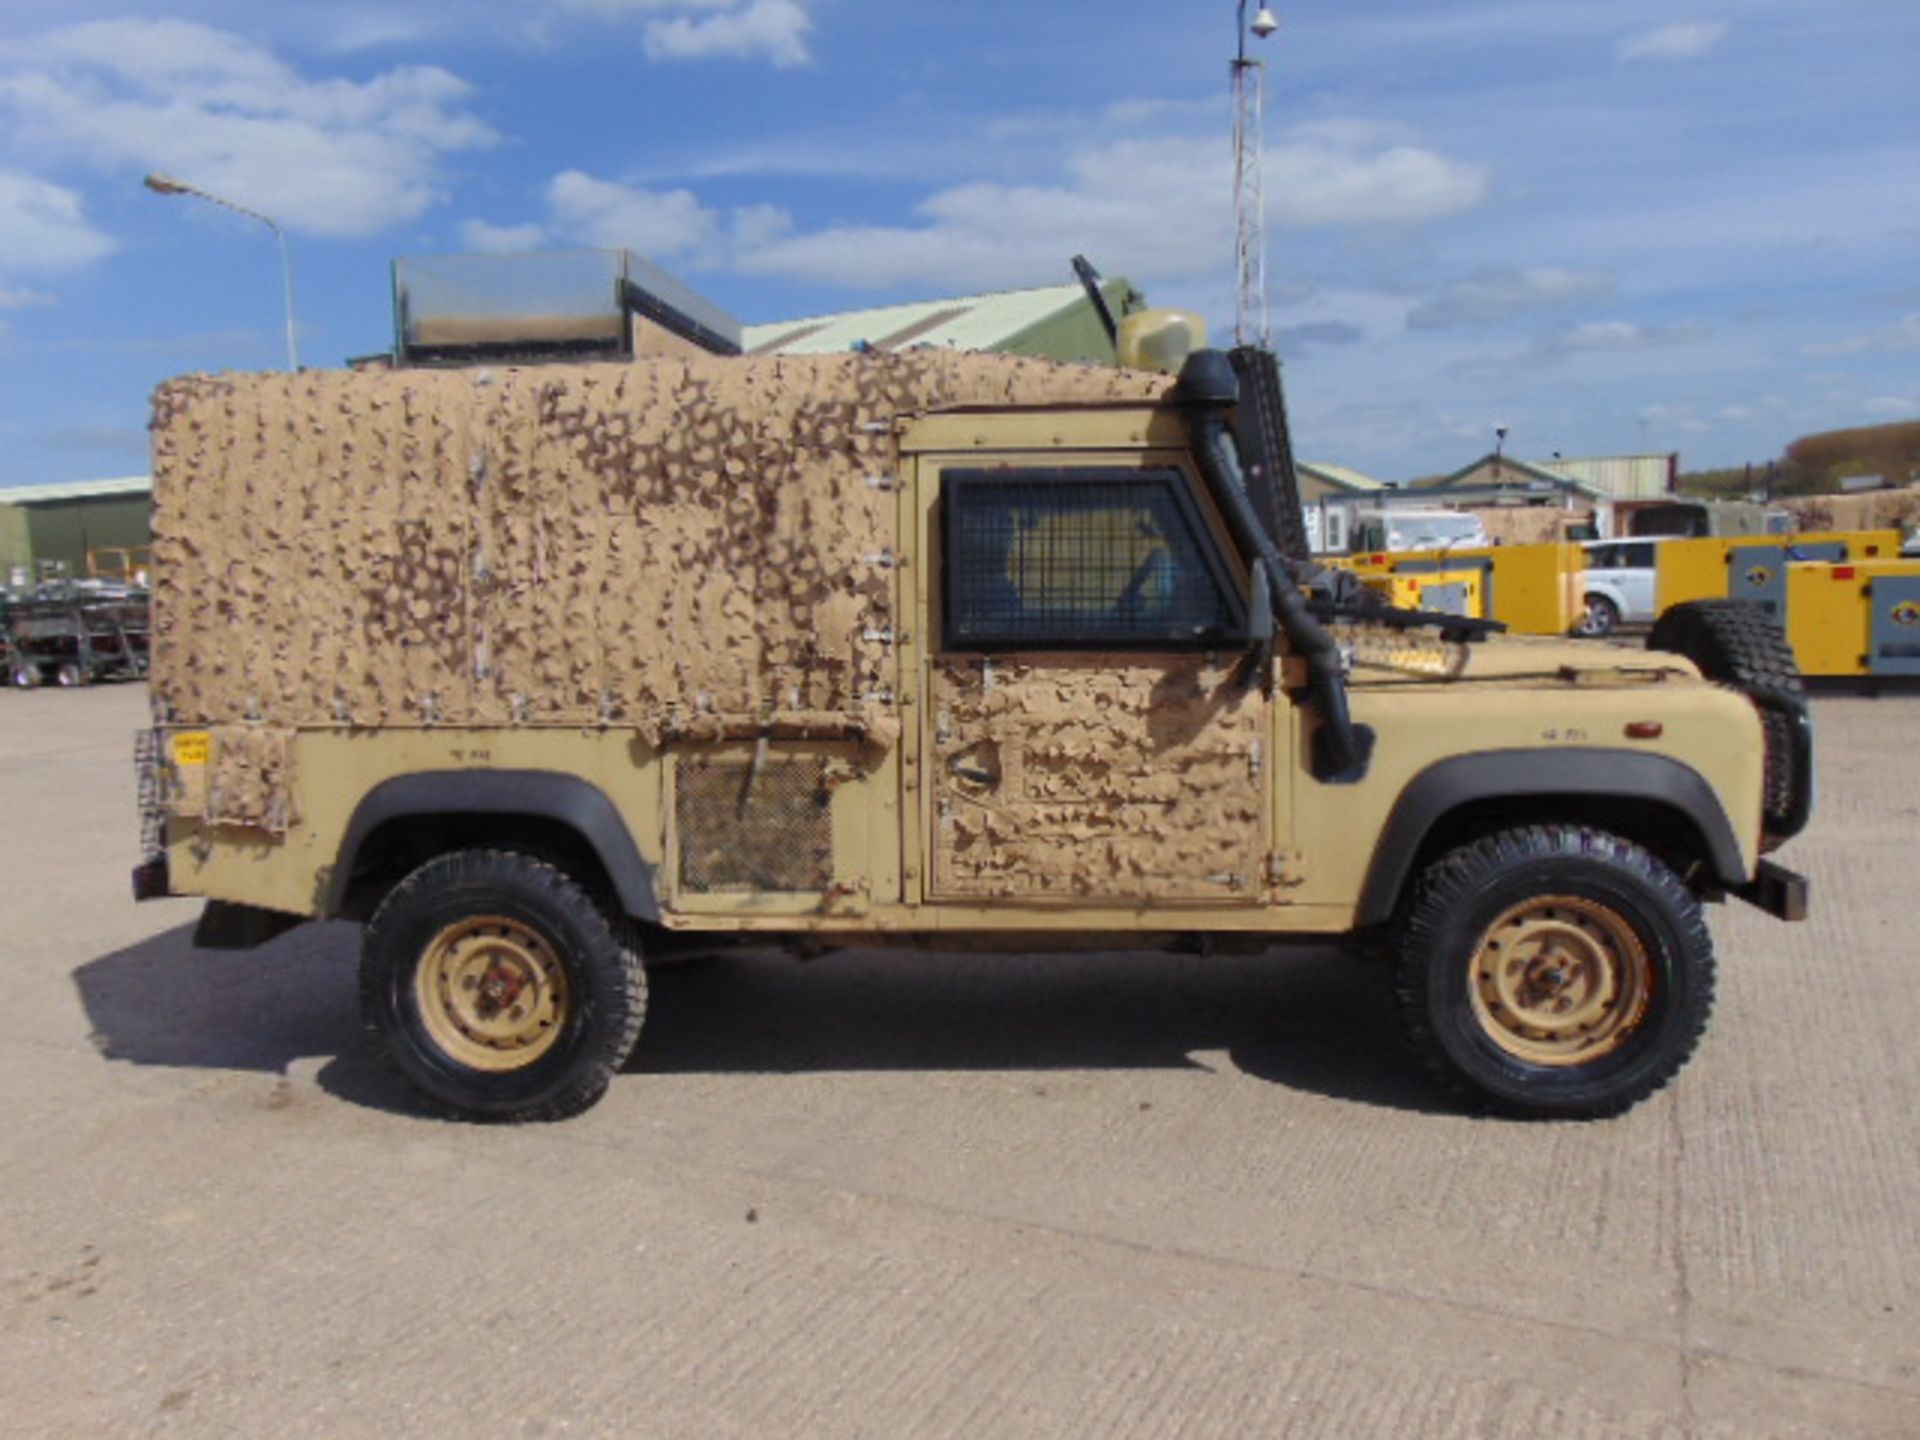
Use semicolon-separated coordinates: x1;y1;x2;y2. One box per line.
938;465;1250;653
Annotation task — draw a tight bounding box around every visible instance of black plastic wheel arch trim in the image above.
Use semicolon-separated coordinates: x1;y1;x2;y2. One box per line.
1358;748;1748;927
326;770;660;922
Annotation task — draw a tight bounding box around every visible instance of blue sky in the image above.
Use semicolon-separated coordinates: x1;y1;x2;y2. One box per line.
0;0;1915;486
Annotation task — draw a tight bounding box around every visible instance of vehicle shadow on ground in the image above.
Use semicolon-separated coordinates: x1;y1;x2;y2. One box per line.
71;924;1457;1117
637;945;1456;1113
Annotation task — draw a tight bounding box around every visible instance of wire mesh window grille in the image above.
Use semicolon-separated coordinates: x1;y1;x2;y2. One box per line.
943;470;1240;648
676;756;834;894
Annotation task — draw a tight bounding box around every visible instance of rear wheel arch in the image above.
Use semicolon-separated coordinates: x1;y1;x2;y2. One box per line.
1357;749;1746;928
327;771;659;925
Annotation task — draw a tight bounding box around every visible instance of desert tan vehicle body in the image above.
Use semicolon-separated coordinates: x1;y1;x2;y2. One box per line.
136;346;1810;1121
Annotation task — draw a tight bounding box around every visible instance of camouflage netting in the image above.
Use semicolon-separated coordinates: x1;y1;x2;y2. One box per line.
150;352;1173;738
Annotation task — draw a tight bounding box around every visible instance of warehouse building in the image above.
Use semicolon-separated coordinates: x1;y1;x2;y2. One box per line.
0;476;153;586
743;279;1145;364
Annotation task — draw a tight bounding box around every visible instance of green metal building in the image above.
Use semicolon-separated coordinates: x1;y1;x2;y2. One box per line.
0;476;153;585
742;280;1145;365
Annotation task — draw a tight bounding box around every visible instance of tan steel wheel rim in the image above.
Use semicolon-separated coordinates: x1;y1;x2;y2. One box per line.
415;916;569;1072
1467;895;1653;1067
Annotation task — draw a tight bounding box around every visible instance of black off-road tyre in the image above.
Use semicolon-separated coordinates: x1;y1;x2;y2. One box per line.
1647;598;1803;701
360;849;647;1122
1649;598;1807;845
1393;825;1715;1119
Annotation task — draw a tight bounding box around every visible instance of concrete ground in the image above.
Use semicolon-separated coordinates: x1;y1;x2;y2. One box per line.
1;684;1916;1439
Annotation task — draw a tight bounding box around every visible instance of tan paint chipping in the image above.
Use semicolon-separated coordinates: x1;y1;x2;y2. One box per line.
928;654;1266;902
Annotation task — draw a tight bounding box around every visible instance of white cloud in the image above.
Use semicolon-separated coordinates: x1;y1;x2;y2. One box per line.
549;0;736;13
1860;396;1918;418
1271;121;1490;227
546;170;720;255
643;0;812;68
1408;267;1614;331
0;282;53;308
735;126;1487;290
1618;22;1731;63
461;219;550;253
0;19;494;238
1804;313;1920;357
1537;320;1707;358
0;169;113;272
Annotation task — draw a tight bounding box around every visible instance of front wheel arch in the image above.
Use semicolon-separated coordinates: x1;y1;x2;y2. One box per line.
1357;749;1747;928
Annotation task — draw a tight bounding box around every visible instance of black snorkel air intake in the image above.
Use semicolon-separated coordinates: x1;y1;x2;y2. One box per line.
1181;348;1372;783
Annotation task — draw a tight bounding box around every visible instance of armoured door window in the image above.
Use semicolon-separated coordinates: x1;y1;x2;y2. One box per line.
942;469;1241;649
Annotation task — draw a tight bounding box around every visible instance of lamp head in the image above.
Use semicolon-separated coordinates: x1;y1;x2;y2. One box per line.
1250;6;1280;38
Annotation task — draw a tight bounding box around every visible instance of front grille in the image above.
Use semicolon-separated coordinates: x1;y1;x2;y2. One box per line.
676;756;833;894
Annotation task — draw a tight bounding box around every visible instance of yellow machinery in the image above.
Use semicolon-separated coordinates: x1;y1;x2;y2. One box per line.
1355;567;1486;618
1339;543;1579;635
1783;558;1920;678
1650;530;1919;677
1655;531;1902;614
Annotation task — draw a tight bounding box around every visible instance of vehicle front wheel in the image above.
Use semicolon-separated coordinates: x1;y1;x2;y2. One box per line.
1574;593;1619;637
360;849;647;1122
1392;825;1713;1118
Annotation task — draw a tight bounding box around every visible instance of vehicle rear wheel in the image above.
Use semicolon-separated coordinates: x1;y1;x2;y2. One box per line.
1574;593;1619;637
55;662;84;688
12;664;38;689
360;849;647;1122
1393;825;1714;1118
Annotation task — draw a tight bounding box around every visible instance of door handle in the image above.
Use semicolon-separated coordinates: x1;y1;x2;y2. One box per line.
948;758;999;786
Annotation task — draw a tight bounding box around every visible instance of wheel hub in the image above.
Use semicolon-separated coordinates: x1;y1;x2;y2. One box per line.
415;916;568;1072
1468;896;1652;1066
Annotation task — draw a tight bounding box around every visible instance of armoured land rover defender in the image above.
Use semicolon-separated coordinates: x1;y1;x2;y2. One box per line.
131;324;1812;1123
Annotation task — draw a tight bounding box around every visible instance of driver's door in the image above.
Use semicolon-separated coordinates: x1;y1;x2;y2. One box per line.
922;460;1270;905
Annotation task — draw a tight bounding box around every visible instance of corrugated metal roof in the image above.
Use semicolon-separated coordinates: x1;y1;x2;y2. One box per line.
1300;462;1385;493
1536;455;1674;500
743;283;1101;356
0;475;151;505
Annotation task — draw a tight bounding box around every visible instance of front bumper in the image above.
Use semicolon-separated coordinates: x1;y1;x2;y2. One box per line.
1732;857;1809;922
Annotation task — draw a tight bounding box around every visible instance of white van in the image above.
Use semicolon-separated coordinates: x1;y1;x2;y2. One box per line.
1349;508;1490;555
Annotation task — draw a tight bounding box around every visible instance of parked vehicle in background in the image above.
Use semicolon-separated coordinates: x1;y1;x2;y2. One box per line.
2;580;150;688
1348;508;1490;555
1576;538;1665;637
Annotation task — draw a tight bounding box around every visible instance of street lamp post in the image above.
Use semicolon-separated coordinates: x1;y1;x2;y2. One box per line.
144;172;300;372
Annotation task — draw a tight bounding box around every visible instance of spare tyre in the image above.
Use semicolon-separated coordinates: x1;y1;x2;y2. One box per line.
1648;599;1810;849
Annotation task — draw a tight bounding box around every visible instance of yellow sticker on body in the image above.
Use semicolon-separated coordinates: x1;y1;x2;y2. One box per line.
171;732;211;767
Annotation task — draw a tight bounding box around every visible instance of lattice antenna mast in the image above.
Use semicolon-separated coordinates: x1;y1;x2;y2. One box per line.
1232;2;1280;348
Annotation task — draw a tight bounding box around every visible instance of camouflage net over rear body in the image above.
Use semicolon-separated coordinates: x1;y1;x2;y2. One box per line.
149;351;1173;736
